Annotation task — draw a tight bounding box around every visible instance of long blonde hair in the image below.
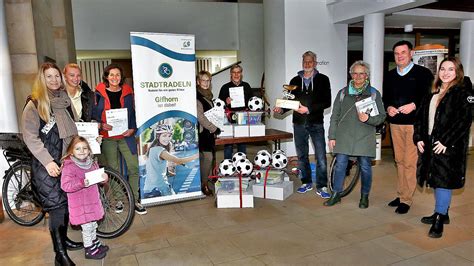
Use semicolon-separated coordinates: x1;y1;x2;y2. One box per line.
31;62;65;122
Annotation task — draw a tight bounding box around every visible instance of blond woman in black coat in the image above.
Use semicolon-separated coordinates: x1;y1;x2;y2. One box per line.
414;57;472;238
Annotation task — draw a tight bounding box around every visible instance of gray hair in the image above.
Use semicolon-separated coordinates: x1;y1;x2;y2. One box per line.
349;60;370;79
302;51;317;62
230;64;243;73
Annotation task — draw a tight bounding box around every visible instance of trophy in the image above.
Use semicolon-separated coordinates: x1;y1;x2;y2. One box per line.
275;84;300;110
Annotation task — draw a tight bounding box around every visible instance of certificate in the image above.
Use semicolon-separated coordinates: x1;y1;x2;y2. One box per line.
355;97;379;116
229;86;245;108
204;107;225;129
105;108;128;137
75;122;101;154
84;167;105;187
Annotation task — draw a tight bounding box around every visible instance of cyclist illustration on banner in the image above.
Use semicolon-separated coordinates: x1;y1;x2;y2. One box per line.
139;117;200;200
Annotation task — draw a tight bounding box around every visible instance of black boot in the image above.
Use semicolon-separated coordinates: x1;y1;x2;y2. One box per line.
324;192;341;206
428;213;446;238
51;226;76;266
421;212;450;225
59;226;83;250
359;194;369;209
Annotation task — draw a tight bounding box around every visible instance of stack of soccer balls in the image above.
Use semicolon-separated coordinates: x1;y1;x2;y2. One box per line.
218;150;288;178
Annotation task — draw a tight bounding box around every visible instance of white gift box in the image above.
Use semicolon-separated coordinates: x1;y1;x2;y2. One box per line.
216;187;254;208
249;124;265;137
253;181;293;201
218;124;234;137
233;125;249;137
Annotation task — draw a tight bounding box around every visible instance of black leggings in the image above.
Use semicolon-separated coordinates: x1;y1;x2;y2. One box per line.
48;206;68;230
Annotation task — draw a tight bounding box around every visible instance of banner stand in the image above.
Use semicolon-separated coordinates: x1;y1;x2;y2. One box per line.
131;32;204;206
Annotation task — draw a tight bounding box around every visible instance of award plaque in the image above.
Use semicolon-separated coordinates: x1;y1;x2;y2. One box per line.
275;85;300;110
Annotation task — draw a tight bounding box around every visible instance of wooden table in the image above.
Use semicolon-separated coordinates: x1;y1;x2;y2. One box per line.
216;128;293;150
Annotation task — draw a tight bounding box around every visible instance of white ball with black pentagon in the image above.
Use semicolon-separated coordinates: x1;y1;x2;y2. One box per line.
272;153;288;169
212;98;225;109
254;152;271;168
256;149;271;158
248;96;264;111
232;152;247;166
236;159;253;176
272;149;286;156
219;159;236;176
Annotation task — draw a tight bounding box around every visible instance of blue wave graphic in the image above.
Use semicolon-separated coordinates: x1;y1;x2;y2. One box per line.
136;110;197;136
130;36;195;62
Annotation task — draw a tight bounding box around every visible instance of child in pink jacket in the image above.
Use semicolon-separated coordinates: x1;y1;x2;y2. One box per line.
61;136;109;260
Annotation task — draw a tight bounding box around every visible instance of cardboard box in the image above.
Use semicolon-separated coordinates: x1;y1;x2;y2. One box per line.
218;124;234;137
249;124;265;137
253;181;293;201
233;125;249;137
216;188;254;208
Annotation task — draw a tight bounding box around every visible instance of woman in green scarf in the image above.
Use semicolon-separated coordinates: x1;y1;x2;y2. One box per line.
324;61;386;208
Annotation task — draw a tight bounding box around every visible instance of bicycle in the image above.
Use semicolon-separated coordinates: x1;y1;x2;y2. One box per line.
0;133;134;238
327;155;361;197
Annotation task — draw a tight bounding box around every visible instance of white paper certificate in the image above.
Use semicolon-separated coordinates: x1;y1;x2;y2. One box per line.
105;108;128;137
75;122;101;154
355;97;379;116
229;86;245;108
84;167;105;187
204;107;225;129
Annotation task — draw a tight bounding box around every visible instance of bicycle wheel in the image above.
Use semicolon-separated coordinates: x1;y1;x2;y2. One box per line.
96;167;135;239
2;161;44;226
328;155;360;197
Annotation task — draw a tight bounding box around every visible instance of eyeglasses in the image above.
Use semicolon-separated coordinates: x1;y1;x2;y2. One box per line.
200;79;211;83
231;71;241;74
351;72;367;76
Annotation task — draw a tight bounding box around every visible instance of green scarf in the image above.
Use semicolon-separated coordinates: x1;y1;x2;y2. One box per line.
348;80;369;95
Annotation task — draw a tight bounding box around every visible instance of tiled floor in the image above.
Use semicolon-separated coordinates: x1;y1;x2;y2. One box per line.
0;147;472;265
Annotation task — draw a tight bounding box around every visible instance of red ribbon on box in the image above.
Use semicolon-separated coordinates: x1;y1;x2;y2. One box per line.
208;167;245;208
263;167;271;199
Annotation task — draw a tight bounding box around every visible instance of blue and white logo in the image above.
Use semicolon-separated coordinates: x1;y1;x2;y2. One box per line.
158;63;173;78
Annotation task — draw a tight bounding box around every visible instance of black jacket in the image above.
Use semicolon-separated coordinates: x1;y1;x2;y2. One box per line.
218;81;253;111
78;81;95;122
414;84;473;189
31;119;68;211
197;92;216;152
383;64;433;125
285;71;331;124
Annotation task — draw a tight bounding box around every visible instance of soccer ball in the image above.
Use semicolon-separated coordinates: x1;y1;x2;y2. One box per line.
257;149;271;157
212;98;225;109
232;152;247;166
236;159;253;176
248;96;264;111
272;149;286;156
219;159;236;176
272;153;288;169
254;152;271;168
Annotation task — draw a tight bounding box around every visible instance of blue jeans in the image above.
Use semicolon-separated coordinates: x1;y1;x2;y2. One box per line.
293;123;327;189
434;188;452;215
333;154;372;195
224;144;246;159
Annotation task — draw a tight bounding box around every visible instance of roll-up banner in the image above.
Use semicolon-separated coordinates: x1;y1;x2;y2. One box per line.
130;32;203;205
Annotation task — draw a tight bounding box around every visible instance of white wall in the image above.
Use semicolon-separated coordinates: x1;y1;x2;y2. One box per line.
72;0;238;51
264;0;348;156
238;3;264;88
